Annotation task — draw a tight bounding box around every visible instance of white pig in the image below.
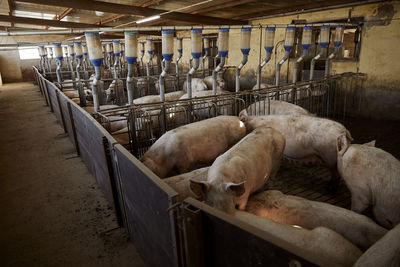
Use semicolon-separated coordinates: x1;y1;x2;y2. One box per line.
103;115;127;133
133;90;185;106
234;210;362;267
190;127;285;213
203;75;226;92
244;100;312;116
354;223;400;267
246;190;387;250
337;135;400;229
182;78;208;93
240;111;353;183
164;167;209;201
251;83;274;90
140;116;246;178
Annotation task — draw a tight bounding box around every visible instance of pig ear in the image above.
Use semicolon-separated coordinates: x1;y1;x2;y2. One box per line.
225;182;246;197
363;140;376;147
189;179;209;200
337;134;350;156
239;110;248;122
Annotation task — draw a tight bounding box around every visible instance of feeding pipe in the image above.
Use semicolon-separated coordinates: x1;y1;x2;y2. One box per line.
82;44;88;70
325;25;344;77
159;29;174;101
53;42;63;88
202;37;209;77
42;47;49;73
310;25;330;80
85;31;103;113
38;45;46;74
139;42;145;74
213;28;229;95
175;37;183;85
68;44;76;89
256;27;275;89
62;46;69;72
186;29;202;99
276;26;295;86
125;31;138;105
46;47;53;72
236;27;251;92
74;41;86;106
293;26;312;83
146;38;154;77
106;42;113;69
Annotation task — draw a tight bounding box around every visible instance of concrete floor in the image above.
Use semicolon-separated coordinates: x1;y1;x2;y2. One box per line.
0;82;146;267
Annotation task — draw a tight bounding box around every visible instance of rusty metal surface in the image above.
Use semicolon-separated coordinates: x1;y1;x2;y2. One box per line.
113;144;180;267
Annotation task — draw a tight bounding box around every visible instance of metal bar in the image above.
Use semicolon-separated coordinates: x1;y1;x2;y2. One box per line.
0;14;98;28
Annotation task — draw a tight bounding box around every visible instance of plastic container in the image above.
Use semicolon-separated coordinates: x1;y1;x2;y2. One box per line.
140;42;145;55
113;40;121;56
146;39;153;55
320;25;330;48
68;44;75;57
82;44;88;55
53;42;63;60
203;37;209;51
84;31;103;66
74;41;83;58
191;29;202;58
218;28;229;57
302;26;312;50
334;25;344;47
240;27;251;55
162;29;174;61
38;45;45;57
284;26;295;51
125;31;138;64
47;47;53;57
106;43;112;54
264;27;275;53
176;38;183;54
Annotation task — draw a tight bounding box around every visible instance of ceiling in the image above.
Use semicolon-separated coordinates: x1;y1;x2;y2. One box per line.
0;0;378;31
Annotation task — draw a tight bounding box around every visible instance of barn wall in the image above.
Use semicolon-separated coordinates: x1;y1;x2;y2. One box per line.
0;35;65;83
175;1;400;120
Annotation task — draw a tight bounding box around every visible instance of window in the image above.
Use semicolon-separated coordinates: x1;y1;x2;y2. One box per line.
18;47;40;60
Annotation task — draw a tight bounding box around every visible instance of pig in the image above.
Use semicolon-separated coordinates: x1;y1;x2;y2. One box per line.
154;77;178;94
251;83;274;90
239;111;353;184
182;78;208;93
112;127;130;145
133;90;185;106
246;190;387;250
164;167;209;201
233;210;362;266
105;79;124;103
354;223;400;267
140;116;246;178
82;104;120;114
103;115;127;133
203;75;226;92
189;127;285;214
234;210;362;267
136;77;149;97
337;135;400;229
64;90;80;99
244;100;312;116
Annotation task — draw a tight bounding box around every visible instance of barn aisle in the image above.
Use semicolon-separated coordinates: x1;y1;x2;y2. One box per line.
0;82;145;267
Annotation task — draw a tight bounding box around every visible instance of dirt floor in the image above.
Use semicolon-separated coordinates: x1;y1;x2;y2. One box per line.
0;82;145;267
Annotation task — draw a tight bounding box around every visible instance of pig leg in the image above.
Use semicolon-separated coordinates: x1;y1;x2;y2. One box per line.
236;192;250;210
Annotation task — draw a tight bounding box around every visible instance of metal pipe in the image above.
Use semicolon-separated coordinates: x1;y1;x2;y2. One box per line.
76;57;86;106
92;66;102;113
276;50;290;86
310;47;326;80
212;57;225;95
213;53;219;71
40;57;46;75
159;60;171;101
202;51;208;77
69;57;76;89
56;59;63;89
126;63;134;105
325;46;339;78
186;58;200;99
146;54;153;77
293;49;308;83
256;51;271;89
235;54;248;92
0;23;360;36
175;51;182;86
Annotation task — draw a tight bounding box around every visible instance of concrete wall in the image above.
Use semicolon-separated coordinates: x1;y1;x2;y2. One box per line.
0;35;65;83
174;1;400;119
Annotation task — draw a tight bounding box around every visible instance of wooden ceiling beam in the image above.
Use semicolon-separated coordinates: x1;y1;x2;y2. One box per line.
0;14;99;28
58;8;74;21
231;0;367;20
16;0;246;25
7;0;14;27
190;0;256;14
